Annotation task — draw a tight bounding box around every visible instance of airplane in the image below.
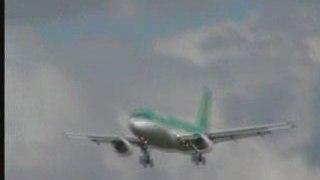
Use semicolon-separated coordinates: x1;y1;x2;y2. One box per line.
64;89;295;168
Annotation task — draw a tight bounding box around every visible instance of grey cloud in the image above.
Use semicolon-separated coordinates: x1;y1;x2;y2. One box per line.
6;0;106;21
6;0;143;23
6;0;231;24
5;27;148;180
153;0;320;170
5;1;320;180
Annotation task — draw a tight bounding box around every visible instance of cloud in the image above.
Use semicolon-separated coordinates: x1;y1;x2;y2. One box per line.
211;140;320;180
5;27;120;180
153;19;256;66
5;1;320;180
4;25;183;180
152;2;320;179
6;0;103;21
6;0;243;24
153;14;318;67
5;26;85;170
305;36;320;63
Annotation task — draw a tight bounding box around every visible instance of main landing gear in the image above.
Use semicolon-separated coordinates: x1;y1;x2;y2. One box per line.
191;151;206;165
139;143;154;168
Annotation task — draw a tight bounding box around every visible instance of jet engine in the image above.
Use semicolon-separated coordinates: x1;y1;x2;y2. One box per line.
192;134;213;152
111;138;133;155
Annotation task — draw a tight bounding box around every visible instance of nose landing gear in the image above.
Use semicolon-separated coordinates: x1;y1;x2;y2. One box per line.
139;143;154;168
139;155;154;168
191;151;206;165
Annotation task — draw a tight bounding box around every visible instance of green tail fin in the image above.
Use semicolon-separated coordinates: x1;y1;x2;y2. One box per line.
196;88;212;132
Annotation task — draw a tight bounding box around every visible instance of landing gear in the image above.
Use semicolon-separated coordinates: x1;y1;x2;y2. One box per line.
139;155;154;168
191;151;206;165
139;143;154;168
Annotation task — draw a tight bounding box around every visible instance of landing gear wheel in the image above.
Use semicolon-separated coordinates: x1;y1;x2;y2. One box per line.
201;157;206;165
139;156;145;164
139;141;155;168
139;156;149;168
191;152;206;165
143;163;147;168
149;159;154;168
195;160;199;166
139;156;154;168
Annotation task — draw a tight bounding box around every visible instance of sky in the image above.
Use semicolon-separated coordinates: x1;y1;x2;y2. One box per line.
5;0;320;179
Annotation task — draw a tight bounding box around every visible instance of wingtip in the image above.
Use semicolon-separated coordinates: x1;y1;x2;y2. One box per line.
286;121;296;129
62;131;69;138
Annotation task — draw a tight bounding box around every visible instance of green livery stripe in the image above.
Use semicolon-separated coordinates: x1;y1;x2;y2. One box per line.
131;108;204;133
131;89;212;133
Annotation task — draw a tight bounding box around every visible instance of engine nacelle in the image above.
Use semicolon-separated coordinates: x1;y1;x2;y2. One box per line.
192;133;213;152
111;138;133;156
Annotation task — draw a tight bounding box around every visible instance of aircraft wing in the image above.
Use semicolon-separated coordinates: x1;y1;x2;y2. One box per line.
206;121;295;143
178;121;294;143
63;132;140;145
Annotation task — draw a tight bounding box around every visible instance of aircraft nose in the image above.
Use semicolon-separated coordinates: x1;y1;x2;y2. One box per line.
128;118;149;136
128;118;143;136
128;118;138;131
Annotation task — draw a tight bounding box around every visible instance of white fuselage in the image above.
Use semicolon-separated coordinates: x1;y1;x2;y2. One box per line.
128;118;212;153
